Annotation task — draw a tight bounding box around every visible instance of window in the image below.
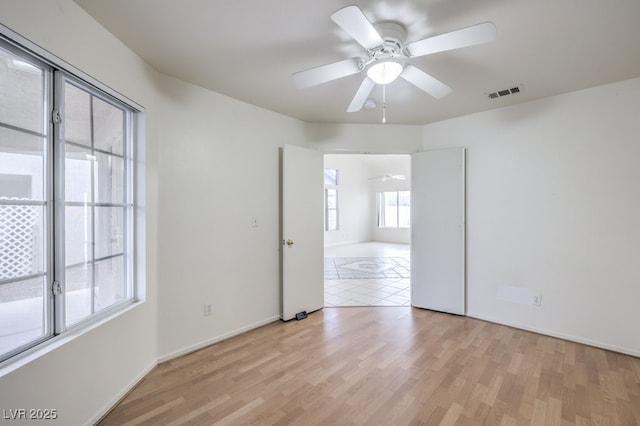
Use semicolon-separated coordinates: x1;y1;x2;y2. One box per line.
324;169;339;231
325;188;338;231
378;191;410;228
324;168;338;186
0;37;138;363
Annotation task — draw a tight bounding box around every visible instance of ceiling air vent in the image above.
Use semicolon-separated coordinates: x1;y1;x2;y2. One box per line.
488;85;522;99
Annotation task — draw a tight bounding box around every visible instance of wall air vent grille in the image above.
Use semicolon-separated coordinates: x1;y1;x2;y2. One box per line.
488;85;522;99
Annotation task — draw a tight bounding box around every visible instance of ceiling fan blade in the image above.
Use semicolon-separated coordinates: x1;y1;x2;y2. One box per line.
406;22;496;57
347;77;376;112
292;57;363;89
400;65;452;98
331;5;384;50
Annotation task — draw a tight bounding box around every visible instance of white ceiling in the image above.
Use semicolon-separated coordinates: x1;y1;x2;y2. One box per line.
74;0;640;125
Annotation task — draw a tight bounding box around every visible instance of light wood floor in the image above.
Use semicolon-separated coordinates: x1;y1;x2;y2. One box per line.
100;307;640;425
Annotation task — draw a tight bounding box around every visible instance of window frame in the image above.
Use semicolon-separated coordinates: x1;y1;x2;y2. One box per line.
0;26;143;365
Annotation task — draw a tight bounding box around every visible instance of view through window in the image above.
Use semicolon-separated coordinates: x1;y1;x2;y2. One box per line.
378;191;410;228
0;39;137;363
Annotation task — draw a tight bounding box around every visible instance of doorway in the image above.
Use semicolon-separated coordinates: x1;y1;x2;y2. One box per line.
323;154;411;307
282;146;465;318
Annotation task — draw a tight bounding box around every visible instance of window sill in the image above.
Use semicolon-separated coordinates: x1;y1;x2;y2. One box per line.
0;299;143;378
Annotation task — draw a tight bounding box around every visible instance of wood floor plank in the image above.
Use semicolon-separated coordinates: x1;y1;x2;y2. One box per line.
99;307;640;425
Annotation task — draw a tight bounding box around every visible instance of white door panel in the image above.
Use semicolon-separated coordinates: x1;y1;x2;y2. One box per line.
281;145;324;320
411;148;466;315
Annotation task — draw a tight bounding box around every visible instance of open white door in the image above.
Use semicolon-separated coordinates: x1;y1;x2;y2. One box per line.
281;145;324;320
411;148;466;315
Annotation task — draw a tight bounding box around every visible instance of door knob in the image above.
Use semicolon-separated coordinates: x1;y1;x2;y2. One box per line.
286;239;294;247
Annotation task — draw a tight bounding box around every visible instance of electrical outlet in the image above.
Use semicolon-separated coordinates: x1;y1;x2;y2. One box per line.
204;304;213;316
533;295;542;306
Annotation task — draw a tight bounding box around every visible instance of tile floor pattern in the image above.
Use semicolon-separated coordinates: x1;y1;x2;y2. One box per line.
324;257;410;280
324;278;411;307
324;243;411;308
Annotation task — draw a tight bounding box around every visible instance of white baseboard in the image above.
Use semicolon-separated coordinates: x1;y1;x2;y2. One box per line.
467;311;640;358
157;315;281;364
89;359;157;426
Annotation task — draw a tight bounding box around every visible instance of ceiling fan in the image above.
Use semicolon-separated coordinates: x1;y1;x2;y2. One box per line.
368;173;406;181
292;5;496;114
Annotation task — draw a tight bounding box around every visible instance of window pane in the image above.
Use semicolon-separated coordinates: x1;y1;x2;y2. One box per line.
0;204;45;279
0;46;49;361
62;78;133;329
0;128;45;201
95;207;124;259
384;191;398;206
398;191;410;206
384;206;398;227
93;97;124;155
0;46;44;134
65;263;92;326
326;188;337;209
0;276;48;355
324;168;338;186
64;83;91;146
399;191;410;228
384;192;398;227
327;210;338;231
95;256;125;312
94;152;124;204
65;143;93;203
325;188;338;231
65;206;92;266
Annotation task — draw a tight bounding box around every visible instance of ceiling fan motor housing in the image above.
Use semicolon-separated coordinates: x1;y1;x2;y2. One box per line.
370;21;408;61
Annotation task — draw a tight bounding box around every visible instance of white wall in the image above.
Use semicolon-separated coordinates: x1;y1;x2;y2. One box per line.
423;77;640;356
323;154;374;246
0;1;160;424
156;75;307;359
306;122;422;154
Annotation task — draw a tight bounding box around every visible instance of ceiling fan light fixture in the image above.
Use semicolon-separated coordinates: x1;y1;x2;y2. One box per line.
367;61;403;85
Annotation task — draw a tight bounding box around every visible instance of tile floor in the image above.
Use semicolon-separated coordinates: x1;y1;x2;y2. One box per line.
324;242;411;307
324;278;410;307
324;257;410;280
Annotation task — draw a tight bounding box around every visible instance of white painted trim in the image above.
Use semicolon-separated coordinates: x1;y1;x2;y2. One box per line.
88;360;157;426
467;311;640;358
157;316;281;363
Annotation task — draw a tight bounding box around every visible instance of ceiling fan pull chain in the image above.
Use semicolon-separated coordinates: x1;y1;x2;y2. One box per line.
382;84;387;124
